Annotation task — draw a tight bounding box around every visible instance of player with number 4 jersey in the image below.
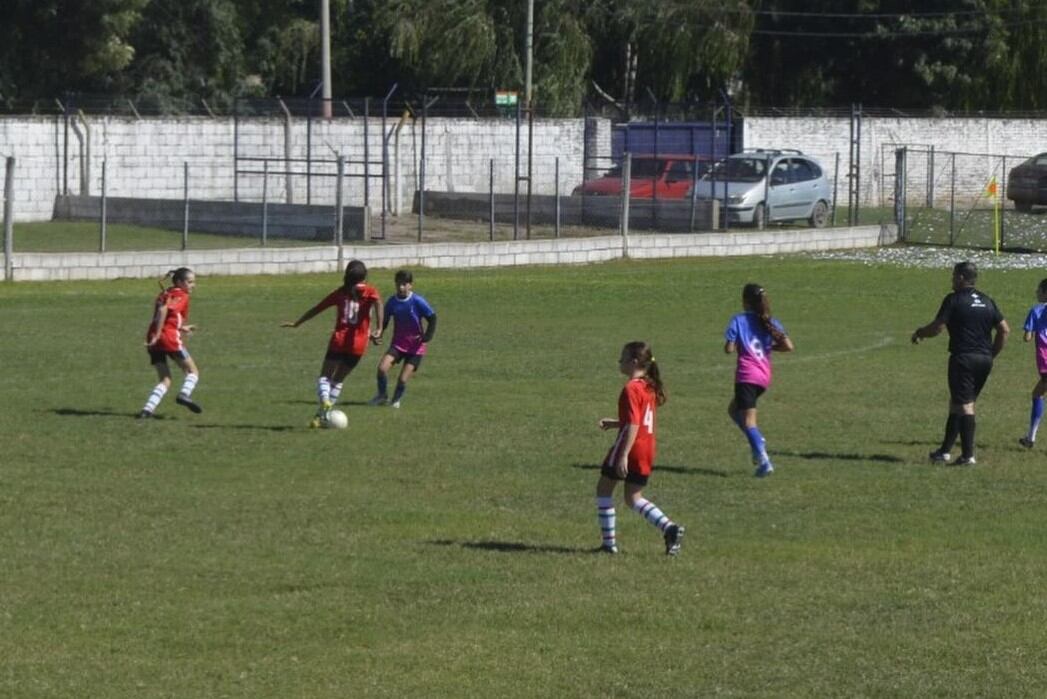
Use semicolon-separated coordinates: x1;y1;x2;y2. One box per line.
594;341;684;556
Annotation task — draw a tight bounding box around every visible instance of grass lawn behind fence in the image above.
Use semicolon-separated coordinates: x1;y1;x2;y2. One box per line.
2;256;1047;697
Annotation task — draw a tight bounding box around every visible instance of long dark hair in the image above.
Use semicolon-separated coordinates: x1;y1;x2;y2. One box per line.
343;259;368;300
622;341;666;406
161;267;193;290
742;283;786;345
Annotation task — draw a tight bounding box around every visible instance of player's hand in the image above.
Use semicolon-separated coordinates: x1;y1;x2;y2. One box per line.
911;331;921;344
614;457;629;479
145;334;158;347
369;333;382;345
281;321;297;328
598;418;616;430
181;324;196;336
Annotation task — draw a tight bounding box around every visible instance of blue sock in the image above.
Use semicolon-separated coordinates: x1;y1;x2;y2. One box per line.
392;381;406;403
376;373;388;397
744;426;766;455
1030;397;1045;441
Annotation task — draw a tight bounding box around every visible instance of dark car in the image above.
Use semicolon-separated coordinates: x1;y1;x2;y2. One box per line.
1007;153;1047;211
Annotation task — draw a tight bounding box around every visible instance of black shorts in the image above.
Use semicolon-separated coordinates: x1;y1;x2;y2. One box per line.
948;353;993;404
324;350;362;369
148;348;190;365
734;382;766;411
387;347;423;368
600;464;649;487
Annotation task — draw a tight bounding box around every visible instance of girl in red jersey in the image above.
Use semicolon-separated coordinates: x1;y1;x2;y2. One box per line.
283;259;383;427
595;341;684;556
138;267;203;419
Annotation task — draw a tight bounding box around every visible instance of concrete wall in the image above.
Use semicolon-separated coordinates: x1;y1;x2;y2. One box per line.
1;224;896;282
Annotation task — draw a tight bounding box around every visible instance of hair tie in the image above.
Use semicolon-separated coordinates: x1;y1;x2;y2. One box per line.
650;356;657;363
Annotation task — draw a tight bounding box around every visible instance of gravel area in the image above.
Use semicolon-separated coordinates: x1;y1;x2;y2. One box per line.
803;245;1047;271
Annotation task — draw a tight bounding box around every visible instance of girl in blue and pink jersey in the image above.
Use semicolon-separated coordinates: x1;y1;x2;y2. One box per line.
724;283;795;477
1019;278;1047;448
369;269;437;409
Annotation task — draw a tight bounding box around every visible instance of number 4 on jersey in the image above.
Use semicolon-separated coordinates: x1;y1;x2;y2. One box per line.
643;405;655;434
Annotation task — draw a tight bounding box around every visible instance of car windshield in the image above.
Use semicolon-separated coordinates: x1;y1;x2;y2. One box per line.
602;159;666;178
704;157;768;182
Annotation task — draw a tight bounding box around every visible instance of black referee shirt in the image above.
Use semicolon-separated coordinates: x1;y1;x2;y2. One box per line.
934;287;1005;356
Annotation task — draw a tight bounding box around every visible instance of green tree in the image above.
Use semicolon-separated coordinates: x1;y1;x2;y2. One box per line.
0;0;146;102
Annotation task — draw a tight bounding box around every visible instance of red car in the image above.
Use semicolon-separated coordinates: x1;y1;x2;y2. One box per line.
573;154;706;199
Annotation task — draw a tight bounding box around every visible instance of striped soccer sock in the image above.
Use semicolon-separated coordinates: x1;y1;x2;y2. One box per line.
596;496;616;549
317;377;331;405
329;382;344;405
142;383;168;414
179;372;198;398
632;497;672;532
1030;397;1044;442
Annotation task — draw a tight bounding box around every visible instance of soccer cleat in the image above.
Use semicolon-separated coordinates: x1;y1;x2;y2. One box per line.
598;544;619;555
391;400;401;409
752;449;770;466
952;455;977;466
1019;437;1035;449
663;524;685;556
928;450;951;464
308;415;324;429
754;458;774;478
136;410;153;420
176;394;202;414
367;394;388;406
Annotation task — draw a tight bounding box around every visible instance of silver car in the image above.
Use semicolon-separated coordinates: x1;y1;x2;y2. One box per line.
693;149;834;228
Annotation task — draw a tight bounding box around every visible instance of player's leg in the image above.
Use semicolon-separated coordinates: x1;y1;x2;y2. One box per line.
311;356;341;426
172;353;202;413
369;353;396;405
623;481;683;556
139;356;173;418
390;359;419;408
1021;376;1047;447
595;473;620;553
955;355;991;465
932;356;964;462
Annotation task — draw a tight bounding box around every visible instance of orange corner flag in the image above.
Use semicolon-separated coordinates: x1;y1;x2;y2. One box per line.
987;177;998;196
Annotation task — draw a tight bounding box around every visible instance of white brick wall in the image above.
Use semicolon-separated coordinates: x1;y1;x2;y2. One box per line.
1;224;895;282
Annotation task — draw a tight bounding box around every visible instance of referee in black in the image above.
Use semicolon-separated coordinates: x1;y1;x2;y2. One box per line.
912;261;1009;465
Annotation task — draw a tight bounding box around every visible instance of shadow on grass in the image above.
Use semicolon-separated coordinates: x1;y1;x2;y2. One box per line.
774;450;905;463
281;400;370;407
429;539;593;555
190;423;297;432
51;407;170;420
571;462;729;478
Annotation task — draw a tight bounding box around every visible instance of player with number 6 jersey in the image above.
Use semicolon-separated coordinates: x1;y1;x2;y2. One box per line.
594;341;684;556
283;260;383;427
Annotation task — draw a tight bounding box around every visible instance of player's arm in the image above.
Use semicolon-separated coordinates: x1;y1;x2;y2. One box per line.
598;417;621;430
992;319;1010;357
282;304;323;328
1025;330;1034;342
370;296;384;341
146;304;169;346
422;313;437;343
614;423;640;478
724;340;736;354
911;319;946;344
774;333;795;352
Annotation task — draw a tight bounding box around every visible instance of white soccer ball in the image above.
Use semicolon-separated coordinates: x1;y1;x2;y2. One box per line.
326;409;348;429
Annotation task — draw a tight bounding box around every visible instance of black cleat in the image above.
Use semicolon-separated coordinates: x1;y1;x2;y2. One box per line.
597;544;619;555
952;455;977;466
176;394;202;414
664;524;685;556
1019;437;1035;449
136;410;153;420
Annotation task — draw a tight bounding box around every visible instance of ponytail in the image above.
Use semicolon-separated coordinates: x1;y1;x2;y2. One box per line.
343;259;368;299
622;341;666;406
743;283;786;345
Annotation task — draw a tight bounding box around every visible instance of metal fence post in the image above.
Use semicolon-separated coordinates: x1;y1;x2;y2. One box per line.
182;162;189;251
927;145;935;208
1000;156;1007;250
894;148;907;242
489;158;495;241
99;158;107;253
621;152;631;257
3;157;13;281
554;156;561;239
261;159;269;247
949;153;956;246
336;155;345;268
832;152;840;227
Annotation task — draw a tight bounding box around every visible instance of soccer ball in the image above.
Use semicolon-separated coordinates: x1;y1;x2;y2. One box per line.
326;409;348;429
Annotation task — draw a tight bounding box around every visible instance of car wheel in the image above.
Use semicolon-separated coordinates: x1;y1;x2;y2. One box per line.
1015;200;1033;213
753;203;766;229
808;200;829;228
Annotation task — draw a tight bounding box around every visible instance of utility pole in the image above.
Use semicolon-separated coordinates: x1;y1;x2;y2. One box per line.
321;0;333;118
525;0;534;107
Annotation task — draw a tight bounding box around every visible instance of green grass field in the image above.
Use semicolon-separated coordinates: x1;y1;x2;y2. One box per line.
3;256;1047;697
11;220;317;252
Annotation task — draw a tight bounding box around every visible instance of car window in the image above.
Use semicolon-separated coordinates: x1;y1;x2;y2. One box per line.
770;160;789;185
706;157;766;182
666;160;692;181
1033;155;1047;167
791;158;815;182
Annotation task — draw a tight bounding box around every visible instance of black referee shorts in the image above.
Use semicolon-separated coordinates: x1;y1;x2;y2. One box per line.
948;353;993;404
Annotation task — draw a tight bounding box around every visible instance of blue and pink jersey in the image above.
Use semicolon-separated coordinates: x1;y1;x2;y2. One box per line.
383;291;436;355
725;311;786;388
1024;303;1047;374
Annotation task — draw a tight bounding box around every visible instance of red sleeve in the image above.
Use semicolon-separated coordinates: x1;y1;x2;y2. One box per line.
167;289;189;317
365;284;380;302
